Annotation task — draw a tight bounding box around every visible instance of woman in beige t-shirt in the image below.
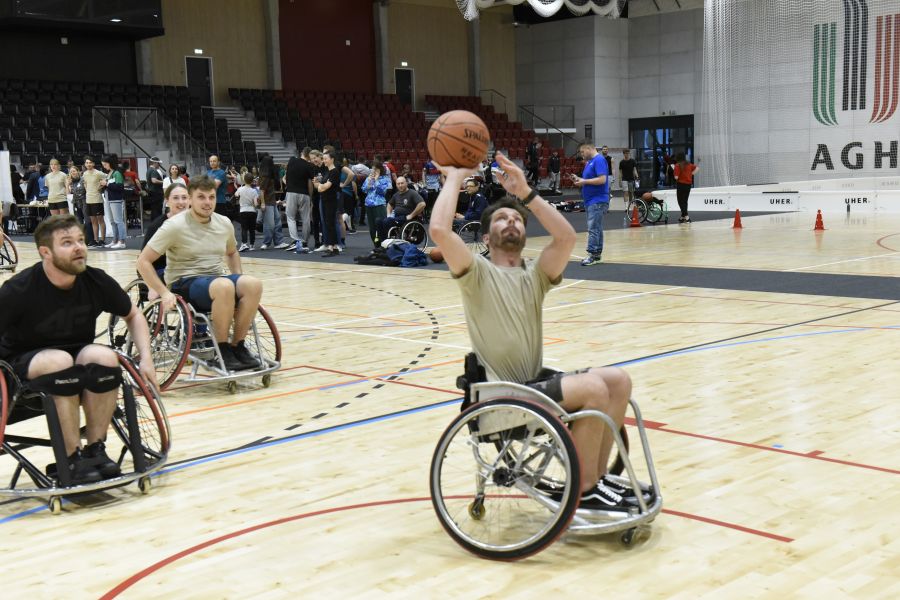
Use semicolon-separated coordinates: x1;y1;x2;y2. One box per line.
45;158;69;215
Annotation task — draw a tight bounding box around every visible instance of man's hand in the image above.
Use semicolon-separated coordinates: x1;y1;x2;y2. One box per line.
572;175;584;187
139;357;159;393
160;291;177;313
493;153;530;198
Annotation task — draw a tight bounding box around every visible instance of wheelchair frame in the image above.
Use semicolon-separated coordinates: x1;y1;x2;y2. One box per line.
0;232;18;272
0;351;171;514
624;197;668;226
430;374;662;560
109;279;281;393
455;220;488;256
386;218;428;250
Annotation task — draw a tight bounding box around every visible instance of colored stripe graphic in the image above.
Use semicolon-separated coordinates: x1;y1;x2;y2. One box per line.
870;14;900;122
842;0;869;111
813;23;839;126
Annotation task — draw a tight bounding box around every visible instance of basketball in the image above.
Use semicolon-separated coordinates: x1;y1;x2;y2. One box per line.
430;247;444;263
427;110;490;168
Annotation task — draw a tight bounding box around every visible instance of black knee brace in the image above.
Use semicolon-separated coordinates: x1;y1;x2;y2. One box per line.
27;365;88;396
83;363;123;393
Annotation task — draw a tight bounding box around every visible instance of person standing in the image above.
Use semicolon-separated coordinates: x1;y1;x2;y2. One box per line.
673;153;698;223
618;149;639;205
283;147;315;253
572;142;609;266
314;149;342;257
362;162;390;248
145;156;165;221
548;151;561;192
526;136;541;186
81;157;107;247
207;155;230;218
258;154;289;250
234;174;260;252
45;159;69;216
100;155;127;249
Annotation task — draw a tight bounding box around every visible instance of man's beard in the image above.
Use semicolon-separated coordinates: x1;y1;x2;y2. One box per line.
52;253;86;275
489;228;526;253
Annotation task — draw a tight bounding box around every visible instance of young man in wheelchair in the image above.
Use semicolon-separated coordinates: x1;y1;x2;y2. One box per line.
0;215;156;484
136;176;264;373
429;153;643;512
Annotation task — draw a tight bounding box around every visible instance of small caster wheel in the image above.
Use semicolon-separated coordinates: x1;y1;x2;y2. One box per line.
48;497;62;515
227;380;238;394
262;374;272;388
138;476;152;494
468;500;485;520
621;528;636;545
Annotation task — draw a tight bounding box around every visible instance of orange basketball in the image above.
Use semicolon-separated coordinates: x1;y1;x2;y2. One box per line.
427;110;490;169
429;247;444;263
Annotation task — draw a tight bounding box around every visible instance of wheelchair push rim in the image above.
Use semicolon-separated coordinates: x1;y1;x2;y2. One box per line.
430;398;581;560
0;233;18;272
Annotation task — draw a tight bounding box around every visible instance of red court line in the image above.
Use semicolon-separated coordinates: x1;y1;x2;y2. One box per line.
875;232;900;252
100;496;791;599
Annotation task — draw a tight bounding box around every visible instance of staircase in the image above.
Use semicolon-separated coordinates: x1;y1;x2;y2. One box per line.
212;106;296;163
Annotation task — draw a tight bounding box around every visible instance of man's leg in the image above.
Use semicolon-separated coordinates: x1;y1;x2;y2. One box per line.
584;203;601;259
26;350;80;456
75;345;119;447
273;203;285;245
297;194;311;249
261;205;275;246
284;192;299;242
232;275;263;342
208;277;237;344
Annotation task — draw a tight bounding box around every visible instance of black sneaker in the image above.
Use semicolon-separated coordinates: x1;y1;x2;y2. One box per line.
47;448;103;485
579;483;632;512
84;440;121;478
231;340;260;369
600;474;653;502
218;342;247;372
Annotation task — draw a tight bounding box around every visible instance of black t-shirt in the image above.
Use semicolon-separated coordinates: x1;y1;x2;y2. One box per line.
320;167;341;205
285;157;315;194
619;158;637;181
391;189;424;218
0;264;132;359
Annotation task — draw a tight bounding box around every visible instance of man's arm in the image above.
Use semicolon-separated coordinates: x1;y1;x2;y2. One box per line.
136;247;176;312
494;153;575;281
213;173;223;189
407;193;426;220
225;246;242;275
122;304;157;389
428;166;477;276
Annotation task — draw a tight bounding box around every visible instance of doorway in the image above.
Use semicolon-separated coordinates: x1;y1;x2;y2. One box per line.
185;56;213;106
395;68;414;109
628;115;694;190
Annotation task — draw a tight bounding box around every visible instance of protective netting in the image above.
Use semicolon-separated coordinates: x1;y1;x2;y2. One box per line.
456;0;623;21
700;0;899;186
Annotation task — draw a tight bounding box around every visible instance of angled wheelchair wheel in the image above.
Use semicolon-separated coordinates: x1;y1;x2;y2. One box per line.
0;233;17;272
457;221;487;256
430;398;581;560
110;354;171;474
144;296;193;390
108;279;151;351
400;220;428;250
645;201;665;224
244;305;282;365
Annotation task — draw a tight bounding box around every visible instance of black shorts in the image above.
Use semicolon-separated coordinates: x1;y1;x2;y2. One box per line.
523;367;590;404
5;344;89;381
86;203;104;217
48;200;69;211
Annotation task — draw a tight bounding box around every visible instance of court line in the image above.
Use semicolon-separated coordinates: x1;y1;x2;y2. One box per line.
99;497;791;599
875;232;900;252
783;251;900;272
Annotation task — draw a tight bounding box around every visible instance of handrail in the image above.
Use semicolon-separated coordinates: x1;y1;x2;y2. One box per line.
479;88;507;115
93;107;154;159
516;104;582;155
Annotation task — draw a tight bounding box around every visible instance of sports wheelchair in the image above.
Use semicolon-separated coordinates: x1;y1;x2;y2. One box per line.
0;351;170;514
386;216;428;251
0;232;17;273
454;220;488;256
430;355;662;560
623;195;668;225
109;279;281;393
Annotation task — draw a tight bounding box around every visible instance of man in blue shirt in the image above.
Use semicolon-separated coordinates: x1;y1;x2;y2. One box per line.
573;142;609;266
453;179;488;230
207;155;230;217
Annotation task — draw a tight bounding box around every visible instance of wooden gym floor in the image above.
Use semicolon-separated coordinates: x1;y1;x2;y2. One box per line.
1;211;898;598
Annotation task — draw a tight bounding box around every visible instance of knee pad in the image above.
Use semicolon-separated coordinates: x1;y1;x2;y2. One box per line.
83;363;123;393
27;365;88;396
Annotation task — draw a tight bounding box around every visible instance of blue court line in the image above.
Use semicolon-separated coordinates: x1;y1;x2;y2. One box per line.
0;397;463;524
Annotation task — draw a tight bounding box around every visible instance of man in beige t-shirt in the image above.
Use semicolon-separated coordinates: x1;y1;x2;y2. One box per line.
429;152;638;512
137;176;263;372
81;157;107;247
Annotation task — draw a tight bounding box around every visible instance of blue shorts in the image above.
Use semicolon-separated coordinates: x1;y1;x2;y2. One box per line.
170;274;242;312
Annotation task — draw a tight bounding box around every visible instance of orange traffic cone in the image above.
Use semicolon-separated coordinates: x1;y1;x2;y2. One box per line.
629;204;642;228
813;209;826;231
732;209;743;229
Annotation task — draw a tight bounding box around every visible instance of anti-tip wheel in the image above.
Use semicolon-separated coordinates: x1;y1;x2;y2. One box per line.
621;528;636;545
138;476;152;494
227;380;238;394
49;497;62;515
468;500;485;521
262;373;272;388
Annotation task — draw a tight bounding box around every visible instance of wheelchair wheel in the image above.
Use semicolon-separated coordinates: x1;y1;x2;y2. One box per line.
400;220;428;250
0;361;10;447
645;201;664;224
0;233;17;272
457;221;487;256
108;279;151;351
144;296;193;390
110;354;170;474
252;305;282;364
430;398;581;560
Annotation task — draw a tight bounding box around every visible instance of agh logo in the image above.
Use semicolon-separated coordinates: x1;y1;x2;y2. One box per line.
845;197;869;204
770;198;793;204
704;198;724;205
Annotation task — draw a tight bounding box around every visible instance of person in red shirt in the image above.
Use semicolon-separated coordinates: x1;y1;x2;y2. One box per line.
673;153;699;223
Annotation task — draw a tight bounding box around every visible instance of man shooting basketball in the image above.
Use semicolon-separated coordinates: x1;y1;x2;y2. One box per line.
429;153;643;511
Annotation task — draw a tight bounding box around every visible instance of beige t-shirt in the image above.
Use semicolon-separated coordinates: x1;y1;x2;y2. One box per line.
147;211;237;284
45;171;67;202
455;253;558;383
82;169;107;204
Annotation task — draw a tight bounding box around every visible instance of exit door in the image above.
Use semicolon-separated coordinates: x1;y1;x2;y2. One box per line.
395;68;414;109
185;56;213;106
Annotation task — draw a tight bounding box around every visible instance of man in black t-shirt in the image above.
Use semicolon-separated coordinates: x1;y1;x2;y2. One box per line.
283;147;316;253
376;176;425;243
618;149;639;204
0;215;155;484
